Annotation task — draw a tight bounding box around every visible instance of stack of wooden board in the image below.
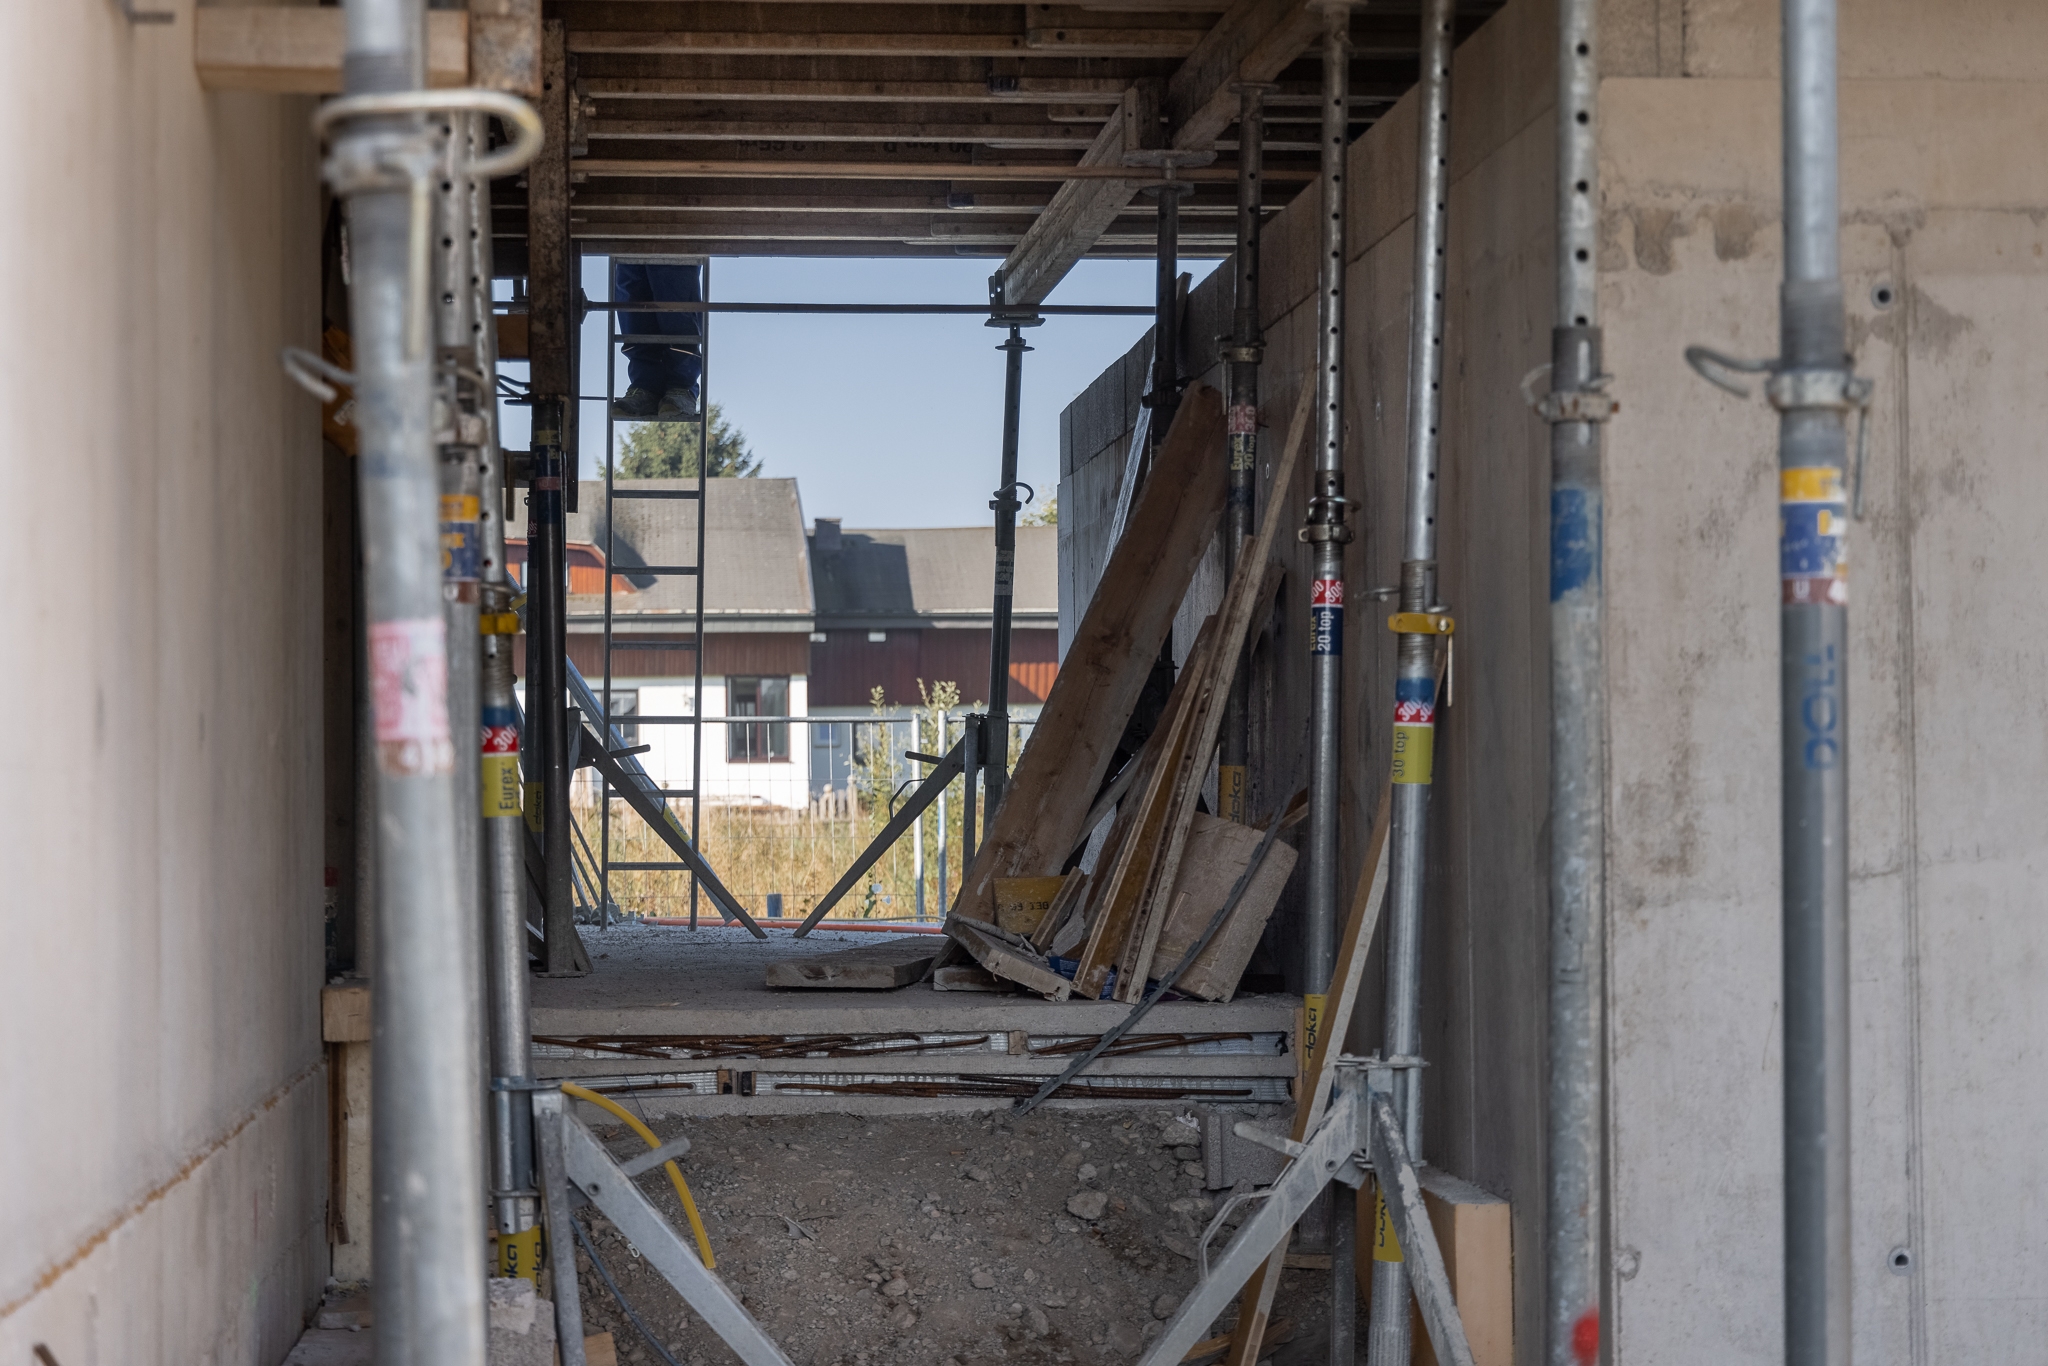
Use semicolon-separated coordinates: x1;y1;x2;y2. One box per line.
943;381;1315;1006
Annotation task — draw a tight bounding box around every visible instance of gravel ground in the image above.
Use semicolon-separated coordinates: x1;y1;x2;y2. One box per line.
567;1106;1332;1366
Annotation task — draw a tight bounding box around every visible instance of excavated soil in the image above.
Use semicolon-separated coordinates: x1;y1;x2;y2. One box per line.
568;1106;1333;1366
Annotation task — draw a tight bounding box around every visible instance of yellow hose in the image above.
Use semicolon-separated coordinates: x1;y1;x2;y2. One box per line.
560;1082;716;1269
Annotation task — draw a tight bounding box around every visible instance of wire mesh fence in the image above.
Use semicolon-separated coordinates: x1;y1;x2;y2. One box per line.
575;688;1032;926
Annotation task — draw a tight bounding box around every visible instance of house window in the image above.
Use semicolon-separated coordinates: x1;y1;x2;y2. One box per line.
607;689;639;747
727;677;789;762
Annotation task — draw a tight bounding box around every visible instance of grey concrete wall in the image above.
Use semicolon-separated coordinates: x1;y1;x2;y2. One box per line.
1058;0;2048;1360
0;4;329;1363
1599;1;2048;1360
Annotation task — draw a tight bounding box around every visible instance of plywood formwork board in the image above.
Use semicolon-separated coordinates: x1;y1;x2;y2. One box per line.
950;386;1227;930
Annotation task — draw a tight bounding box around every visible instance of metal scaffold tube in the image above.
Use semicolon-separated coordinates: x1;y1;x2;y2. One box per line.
1369;0;1454;1362
1299;7;1356;1346
1543;0;1610;1360
1778;1;1852;1361
324;1;486;1362
1220;80;1272;827
464;107;541;1280
985;320;1034;818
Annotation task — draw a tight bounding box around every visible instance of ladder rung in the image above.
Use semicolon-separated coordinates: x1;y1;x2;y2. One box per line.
618;566;699;576
609;639;699;651
609;786;696;799
607;861;697;872
611;488;701;500
614;334;703;347
613;715;700;724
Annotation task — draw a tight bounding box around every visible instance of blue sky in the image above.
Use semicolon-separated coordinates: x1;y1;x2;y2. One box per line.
499;255;1219;528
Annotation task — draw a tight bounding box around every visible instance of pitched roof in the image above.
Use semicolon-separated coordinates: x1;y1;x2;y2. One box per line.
510;477;814;630
809;524;1056;629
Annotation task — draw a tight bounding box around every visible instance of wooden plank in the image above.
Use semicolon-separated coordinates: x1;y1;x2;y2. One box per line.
1114;386;1313;999
764;938;939;990
469;0;542;99
579;76;1131;104
950;920;1073;1001
994;0;1322;306
995;876;1070;935
1070;617;1217;1002
586;118;1101;148
194;8;468;93
567;31;1197;59
1355;1170;1515;1366
947;386;1228;926
321;982;371;1043
1149;813;1299;1001
574;158;1251;183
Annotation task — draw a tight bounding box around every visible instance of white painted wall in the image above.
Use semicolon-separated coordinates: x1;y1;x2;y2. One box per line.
0;3;328;1362
622;675;813;809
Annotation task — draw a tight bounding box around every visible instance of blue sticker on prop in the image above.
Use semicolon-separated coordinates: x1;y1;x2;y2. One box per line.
1550;487;1599;601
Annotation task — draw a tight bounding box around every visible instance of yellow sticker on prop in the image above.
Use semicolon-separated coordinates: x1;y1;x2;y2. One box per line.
1304;993;1326;1056
1781;467;1845;502
440;493;481;520
1391;724;1435;785
1218;765;1248;824
484;754;523;819
1372;1185;1404;1263
496;1224;542;1284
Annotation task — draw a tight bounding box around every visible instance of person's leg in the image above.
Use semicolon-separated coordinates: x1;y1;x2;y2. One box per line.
642;263;703;416
610;261;666;411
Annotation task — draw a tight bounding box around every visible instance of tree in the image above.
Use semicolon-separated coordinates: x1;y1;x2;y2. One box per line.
616;403;761;479
1021;494;1057;526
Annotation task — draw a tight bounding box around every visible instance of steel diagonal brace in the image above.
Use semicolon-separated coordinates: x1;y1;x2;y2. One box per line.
1366;1092;1478;1366
578;724;765;936
558;1106;798;1366
1134;1087;1367;1366
792;737;965;935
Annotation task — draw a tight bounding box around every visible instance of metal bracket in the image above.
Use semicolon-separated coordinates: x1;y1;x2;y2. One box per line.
1135;1063;1477;1366
617;1135;693;1179
1388;612;1455;636
1521;363;1618;423
1685;345;1877;518
280;347;356;404
1218;343;1266;365
1231;1120;1308;1160
557;1103;797;1366
1298;493;1357;544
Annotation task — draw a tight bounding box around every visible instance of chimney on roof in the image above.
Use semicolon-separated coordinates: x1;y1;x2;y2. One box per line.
813;518;842;555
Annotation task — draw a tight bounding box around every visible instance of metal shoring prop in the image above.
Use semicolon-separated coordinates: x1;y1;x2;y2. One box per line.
311;8;536;1362
1778;2;1853;1359
983;302;1041;818
1539;0;1614;1359
466;110;543;1285
1366;0;1455;1362
1291;8;1358;1345
431;122;489;1243
1220;80;1274;826
1677;6;1861;1359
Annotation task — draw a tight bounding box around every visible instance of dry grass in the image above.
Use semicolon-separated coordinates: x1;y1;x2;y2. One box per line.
575;781;973;926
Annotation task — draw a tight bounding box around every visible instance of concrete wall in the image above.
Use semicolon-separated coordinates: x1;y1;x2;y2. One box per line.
0;4;329;1363
1059;0;2048;1360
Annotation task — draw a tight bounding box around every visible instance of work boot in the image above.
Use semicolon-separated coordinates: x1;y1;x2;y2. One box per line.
657;386;701;422
613;385;660;419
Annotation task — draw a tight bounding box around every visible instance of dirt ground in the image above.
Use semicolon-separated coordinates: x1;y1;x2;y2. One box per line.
568;1106;1334;1366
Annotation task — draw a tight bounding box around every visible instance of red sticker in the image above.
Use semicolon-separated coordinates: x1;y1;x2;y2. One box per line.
369;618;454;776
1228;404;1258;436
1311;577;1344;607
481;724;520;756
